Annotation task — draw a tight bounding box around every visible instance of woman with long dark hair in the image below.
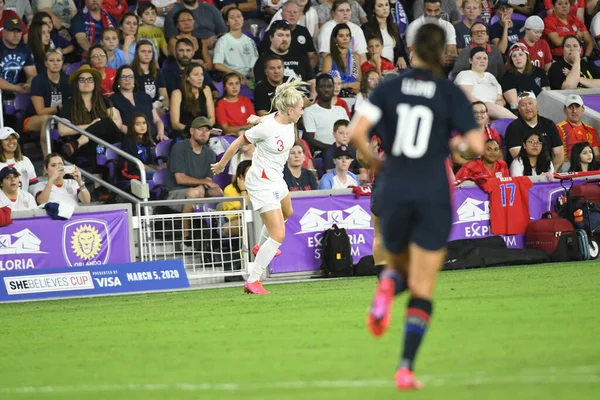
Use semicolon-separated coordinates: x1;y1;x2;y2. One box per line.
131;39;169;113
170;63;215;139
59;65;123;171
31;11;74;59
569;142;600;172
510;132;554;176
322;23;362;94
350;23;484;389
28;22;52;73
361;0;407;70
120;112;165;182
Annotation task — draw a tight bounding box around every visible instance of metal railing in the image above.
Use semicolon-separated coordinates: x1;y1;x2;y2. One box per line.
44;115;148;203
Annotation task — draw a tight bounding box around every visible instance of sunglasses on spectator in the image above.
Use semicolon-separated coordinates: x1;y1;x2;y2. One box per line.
471;30;487;36
90;53;107;59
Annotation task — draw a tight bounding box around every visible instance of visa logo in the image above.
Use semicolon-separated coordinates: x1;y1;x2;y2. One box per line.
94;277;122;287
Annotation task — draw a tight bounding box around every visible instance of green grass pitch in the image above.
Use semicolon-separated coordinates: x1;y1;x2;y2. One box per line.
1;263;599;400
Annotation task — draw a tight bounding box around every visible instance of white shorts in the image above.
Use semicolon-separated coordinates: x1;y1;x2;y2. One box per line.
245;168;289;213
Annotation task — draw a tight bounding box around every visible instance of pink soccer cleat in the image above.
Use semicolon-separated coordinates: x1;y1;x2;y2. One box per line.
395;368;423;390
244;281;270;295
366;277;395;337
252;244;281;257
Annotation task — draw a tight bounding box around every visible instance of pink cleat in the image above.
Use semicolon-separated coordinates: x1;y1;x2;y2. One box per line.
395;368;423;390
252;244;281;257
244;281;270;295
366;277;395;337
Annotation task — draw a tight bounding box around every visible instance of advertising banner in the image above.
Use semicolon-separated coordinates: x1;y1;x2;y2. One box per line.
0;210;130;275
449;181;567;247
270;194;373;274
0;260;189;302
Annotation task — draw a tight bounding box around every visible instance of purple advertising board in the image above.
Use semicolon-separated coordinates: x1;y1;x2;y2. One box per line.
270;181;575;275
450;180;568;248
270;194;374;274
0;210;130;275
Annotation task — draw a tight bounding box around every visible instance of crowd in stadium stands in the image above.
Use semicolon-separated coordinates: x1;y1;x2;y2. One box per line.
1;0;600;213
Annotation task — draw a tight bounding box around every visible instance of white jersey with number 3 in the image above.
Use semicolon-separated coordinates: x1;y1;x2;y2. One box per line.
243;113;296;182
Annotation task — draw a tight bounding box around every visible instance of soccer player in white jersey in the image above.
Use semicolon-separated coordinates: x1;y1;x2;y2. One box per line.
211;79;306;294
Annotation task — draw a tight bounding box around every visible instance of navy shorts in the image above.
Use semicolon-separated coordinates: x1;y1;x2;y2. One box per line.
379;200;453;254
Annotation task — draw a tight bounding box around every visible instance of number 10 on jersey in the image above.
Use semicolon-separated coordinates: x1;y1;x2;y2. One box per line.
391;104;434;158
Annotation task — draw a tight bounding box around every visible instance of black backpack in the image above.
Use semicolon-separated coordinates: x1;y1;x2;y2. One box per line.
321;224;353;277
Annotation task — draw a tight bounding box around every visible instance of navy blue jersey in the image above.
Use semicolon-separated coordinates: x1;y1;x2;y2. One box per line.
364;68;477;202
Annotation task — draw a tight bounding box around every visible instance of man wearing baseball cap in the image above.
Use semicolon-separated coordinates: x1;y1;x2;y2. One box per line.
556;94;599;160
520;16;552;73
0;17;36;97
0;166;37;211
489;0;526;54
317;145;360;190
505;91;565;169
164;116;223;251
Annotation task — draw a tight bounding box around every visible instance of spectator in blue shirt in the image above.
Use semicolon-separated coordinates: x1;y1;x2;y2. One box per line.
0;18;36;97
489;0;525;53
70;0;117;55
318;145;360;190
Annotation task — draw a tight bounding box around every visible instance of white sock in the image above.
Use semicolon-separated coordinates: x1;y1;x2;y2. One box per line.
248;237;281;282
257;224;269;247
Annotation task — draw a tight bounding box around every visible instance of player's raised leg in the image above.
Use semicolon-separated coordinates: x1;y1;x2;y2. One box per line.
367;250;408;337
395;243;445;390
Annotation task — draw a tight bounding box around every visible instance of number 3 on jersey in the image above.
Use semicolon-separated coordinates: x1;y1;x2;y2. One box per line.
276;139;284;152
500;183;516;207
391;104;434;158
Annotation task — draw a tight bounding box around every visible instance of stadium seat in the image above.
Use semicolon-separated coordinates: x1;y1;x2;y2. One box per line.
150;168;166;199
155;138;172;165
490;118;513;140
313;157;324;178
595;60;600;68
537;10;548;19
66;62;84;76
222;135;236;145
240;84;254;100
214;81;224;98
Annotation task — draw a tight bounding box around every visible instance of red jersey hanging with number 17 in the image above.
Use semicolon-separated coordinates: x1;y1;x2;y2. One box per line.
475;176;534;235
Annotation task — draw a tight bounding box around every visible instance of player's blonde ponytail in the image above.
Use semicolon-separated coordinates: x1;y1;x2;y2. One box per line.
271;78;307;115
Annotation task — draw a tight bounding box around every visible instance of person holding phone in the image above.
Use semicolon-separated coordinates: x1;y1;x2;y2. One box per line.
35;153;91;207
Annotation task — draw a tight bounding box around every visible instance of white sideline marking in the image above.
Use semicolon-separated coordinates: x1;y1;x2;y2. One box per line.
1;366;599;395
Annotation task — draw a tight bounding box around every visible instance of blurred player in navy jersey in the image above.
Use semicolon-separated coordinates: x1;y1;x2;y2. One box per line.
350;24;485;390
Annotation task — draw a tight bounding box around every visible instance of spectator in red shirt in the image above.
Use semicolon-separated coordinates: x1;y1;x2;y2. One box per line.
455;139;509;182
215;72;256;136
556;94;600;160
543;0;584;24
102;0;128;22
453;101;503;167
361;36;396;75
87;44;116;96
519;16;552;73
543;0;593;58
473;101;503;147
